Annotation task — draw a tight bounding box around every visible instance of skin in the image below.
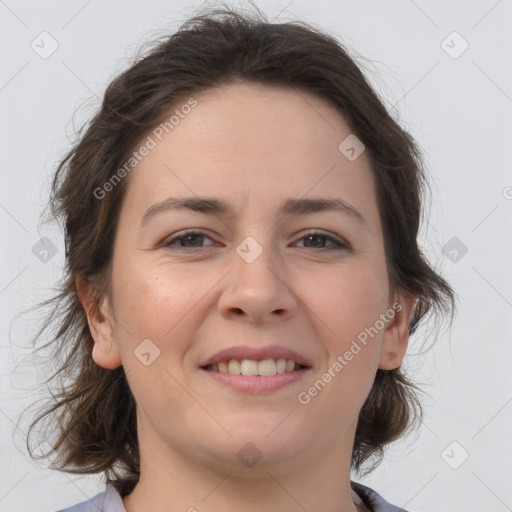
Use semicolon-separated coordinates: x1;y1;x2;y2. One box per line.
78;81;415;512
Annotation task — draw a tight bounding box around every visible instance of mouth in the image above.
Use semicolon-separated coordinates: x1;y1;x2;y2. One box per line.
199;346;312;393
202;358;308;376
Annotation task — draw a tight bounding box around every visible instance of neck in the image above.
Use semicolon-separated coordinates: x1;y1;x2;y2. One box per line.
123;469;364;512
122;421;364;512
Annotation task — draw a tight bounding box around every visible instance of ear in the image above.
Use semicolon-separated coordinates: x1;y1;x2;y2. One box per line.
76;275;122;370
378;292;417;370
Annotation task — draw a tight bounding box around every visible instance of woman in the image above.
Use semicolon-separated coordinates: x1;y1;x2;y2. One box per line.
26;5;455;512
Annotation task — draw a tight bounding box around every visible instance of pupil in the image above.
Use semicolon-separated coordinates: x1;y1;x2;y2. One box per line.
183;235;201;247
307;235;323;248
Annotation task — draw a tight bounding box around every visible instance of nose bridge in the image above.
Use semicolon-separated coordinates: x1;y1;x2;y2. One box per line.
218;231;297;321
233;232;282;291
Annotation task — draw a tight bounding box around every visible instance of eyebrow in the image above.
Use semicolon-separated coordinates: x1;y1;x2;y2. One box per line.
141;196;367;226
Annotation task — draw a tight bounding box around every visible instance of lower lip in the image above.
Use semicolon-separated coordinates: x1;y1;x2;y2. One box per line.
201;368;310;393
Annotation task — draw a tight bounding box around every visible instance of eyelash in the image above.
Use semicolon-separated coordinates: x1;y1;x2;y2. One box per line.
162;229;349;251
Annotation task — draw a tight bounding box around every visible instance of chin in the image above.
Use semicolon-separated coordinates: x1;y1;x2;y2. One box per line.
198;417;312;473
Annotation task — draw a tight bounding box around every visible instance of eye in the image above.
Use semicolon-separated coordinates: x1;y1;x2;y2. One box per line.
162;230;215;249
161;229;349;251
294;230;349;250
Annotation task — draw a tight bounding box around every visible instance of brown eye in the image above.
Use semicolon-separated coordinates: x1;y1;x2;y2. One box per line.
163;231;215;249
295;231;349;250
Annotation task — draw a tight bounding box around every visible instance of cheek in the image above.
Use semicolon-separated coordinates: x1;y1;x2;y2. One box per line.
327;265;388;399
110;263;207;424
111;260;197;346
111;257;224;363
303;259;388;349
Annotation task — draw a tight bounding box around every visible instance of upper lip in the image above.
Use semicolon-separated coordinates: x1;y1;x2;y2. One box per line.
200;345;312;368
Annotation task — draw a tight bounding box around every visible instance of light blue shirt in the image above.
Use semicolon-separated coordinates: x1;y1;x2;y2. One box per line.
55;481;409;511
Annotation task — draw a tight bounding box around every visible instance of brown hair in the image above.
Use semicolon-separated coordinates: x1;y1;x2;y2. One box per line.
22;3;455;497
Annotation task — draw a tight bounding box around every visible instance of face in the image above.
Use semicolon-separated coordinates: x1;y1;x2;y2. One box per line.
81;81;411;478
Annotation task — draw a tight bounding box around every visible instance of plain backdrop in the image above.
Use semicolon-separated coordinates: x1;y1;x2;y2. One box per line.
1;1;511;511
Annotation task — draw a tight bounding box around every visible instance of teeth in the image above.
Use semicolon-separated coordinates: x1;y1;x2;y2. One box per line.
208;358;302;376
241;359;259;376
257;358;276;376
228;359;241;375
276;358;287;373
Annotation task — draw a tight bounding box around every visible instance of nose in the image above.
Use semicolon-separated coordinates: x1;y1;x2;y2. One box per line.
217;238;298;324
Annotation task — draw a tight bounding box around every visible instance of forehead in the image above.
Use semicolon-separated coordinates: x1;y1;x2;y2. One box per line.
120;81;378;224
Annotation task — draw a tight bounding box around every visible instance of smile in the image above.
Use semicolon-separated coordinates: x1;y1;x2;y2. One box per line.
203;358;307;376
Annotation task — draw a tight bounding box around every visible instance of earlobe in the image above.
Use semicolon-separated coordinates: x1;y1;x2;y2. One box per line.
76;276;122;370
378;294;417;370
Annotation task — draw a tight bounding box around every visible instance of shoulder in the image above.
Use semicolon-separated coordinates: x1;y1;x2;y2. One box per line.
351;481;410;512
55;484;125;512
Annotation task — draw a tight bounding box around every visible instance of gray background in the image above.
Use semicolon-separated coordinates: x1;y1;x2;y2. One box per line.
1;0;511;511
